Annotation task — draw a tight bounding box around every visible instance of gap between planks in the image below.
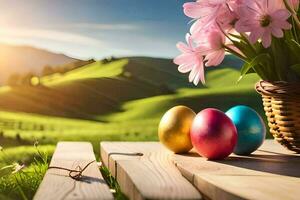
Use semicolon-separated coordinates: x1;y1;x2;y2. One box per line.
101;142;202;200
101;140;300;200
173;140;300;200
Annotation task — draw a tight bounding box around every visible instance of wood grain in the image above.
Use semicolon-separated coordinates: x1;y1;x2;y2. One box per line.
100;142;202;200
173;140;300;200
34;142;113;200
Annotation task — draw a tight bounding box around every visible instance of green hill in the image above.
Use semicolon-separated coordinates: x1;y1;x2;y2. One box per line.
0;56;256;120
0;55;265;148
0;56;266;200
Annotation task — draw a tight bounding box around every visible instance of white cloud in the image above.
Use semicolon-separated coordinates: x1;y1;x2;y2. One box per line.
0;24;174;59
0;27;103;46
64;23;139;31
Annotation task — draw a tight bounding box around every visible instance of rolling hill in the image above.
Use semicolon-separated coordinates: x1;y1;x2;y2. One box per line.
0;56;261;120
0;56;267;200
0;55;267;147
0;43;79;84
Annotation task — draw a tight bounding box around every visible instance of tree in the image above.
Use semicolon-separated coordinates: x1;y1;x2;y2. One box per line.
20;72;35;86
6;73;21;86
42;65;55;76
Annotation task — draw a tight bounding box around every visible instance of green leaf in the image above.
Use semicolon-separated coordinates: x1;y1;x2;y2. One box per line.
290;63;300;76
228;33;243;40
231;40;256;58
0;165;14;177
286;39;300;62
270;37;287;81
289;39;300;51
240;62;253;77
238;53;271;82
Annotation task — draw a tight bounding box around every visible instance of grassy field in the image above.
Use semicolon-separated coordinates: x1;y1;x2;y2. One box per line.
0;56;266;199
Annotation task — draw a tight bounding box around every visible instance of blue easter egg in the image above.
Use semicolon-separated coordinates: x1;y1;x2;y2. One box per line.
226;105;266;155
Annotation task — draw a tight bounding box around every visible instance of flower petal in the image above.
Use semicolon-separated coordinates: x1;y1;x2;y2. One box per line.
271;27;283;38
193;70;201;85
189;64;198;83
204;50;225;66
272;20;292;30
183;2;212;19
178;64;193;73
271;9;291;20
249;27;264;44
195;62;206;85
176;42;192;53
174;54;190;65
262;29;272;48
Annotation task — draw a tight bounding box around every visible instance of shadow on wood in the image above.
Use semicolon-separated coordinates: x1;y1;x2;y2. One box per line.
215;153;300;177
181;150;300;177
173;140;300;200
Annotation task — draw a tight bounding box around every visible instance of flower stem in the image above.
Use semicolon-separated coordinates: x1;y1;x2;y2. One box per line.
284;0;300;29
225;45;247;61
240;33;257;54
215;21;237;43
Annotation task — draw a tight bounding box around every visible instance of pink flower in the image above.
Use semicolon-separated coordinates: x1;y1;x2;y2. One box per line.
235;0;292;48
183;0;226;20
216;7;239;31
201;30;226;66
184;0;243;40
289;0;299;10
184;1;227;35
174;34;205;85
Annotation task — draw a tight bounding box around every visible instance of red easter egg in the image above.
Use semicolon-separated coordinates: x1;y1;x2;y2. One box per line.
191;108;237;160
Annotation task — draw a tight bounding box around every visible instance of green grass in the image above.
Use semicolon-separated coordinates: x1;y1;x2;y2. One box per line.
0;56;246;119
0;163;48;200
100;166;128;200
0;56;266;199
0;145;53;200
41;59;128;85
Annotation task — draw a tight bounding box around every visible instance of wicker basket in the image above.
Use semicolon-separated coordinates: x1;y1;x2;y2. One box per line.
255;81;300;153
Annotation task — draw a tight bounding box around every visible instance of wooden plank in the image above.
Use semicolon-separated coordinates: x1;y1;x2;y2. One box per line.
34;142;113;200
100;142;202;200
173;140;300;200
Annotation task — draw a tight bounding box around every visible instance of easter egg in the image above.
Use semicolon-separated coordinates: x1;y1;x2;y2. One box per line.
158;106;196;153
191;108;237;160
226;105;266;155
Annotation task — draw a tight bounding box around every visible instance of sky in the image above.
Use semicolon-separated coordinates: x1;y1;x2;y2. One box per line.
0;0;191;60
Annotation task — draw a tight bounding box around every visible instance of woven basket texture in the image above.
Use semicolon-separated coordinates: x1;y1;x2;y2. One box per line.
256;81;300;153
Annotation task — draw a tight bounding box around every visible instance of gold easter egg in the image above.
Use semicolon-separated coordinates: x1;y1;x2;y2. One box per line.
158;106;196;153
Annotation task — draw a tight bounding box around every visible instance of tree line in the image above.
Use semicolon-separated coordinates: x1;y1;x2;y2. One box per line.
6;59;96;86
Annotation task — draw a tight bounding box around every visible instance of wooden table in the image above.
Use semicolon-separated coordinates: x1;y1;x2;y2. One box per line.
35;140;300;200
34;142;113;200
101;140;300;200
